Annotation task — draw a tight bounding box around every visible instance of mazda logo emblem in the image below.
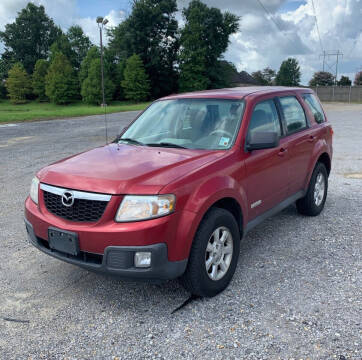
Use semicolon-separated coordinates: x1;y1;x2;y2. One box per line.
61;191;74;207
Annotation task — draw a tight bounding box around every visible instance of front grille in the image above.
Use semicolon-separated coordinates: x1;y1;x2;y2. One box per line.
43;191;108;222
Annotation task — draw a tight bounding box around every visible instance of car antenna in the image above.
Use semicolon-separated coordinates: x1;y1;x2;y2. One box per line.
104;102;108;144
98;15;109;144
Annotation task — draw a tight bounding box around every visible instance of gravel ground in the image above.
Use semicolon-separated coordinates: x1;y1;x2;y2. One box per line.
0;104;361;359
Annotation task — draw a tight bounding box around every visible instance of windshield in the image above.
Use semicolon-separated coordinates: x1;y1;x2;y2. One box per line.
120;98;245;150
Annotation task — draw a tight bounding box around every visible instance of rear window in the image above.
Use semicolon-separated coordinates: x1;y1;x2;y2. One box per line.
302;93;325;124
279;96;307;134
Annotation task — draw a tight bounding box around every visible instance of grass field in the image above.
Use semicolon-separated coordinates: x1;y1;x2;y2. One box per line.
0;100;151;123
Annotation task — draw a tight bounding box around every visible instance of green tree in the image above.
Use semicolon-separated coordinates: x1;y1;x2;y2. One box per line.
67;25;92;69
32;59;49;101
6;62;32;104
213;61;240;88
45;53;78;104
108;0;179;98
79;46;100;85
275;58;301;86
178;0;239;92
354;71;362;85
121;54;150;102
0;58;9;99
81;58;115;105
337;75;351;86
49;34;77;68
309;71;334;86
114;59;126;100
0;3;61;73
252;67;276;85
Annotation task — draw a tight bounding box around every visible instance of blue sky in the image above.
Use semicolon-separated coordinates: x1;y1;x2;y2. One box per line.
279;0;307;12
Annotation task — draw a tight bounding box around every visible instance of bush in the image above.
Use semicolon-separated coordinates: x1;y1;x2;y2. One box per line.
32;59;49;101
121;54;150;102
309;71;335;86
81;58;114;105
6;62;31;104
45;52;78;104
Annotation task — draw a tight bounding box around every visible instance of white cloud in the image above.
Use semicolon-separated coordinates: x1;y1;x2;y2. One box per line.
0;0;125;49
76;10;126;45
177;0;362;84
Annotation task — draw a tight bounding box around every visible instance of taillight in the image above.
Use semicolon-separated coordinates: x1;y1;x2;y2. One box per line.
330;127;334;136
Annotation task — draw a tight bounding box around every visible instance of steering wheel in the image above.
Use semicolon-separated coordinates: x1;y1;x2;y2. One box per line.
209;129;233;138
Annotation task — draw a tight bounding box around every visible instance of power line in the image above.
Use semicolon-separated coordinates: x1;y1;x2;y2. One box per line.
311;0;324;52
256;0;285;34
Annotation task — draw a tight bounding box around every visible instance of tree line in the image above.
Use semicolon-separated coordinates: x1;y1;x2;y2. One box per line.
2;2;360;105
251;63;362;87
0;1;241;104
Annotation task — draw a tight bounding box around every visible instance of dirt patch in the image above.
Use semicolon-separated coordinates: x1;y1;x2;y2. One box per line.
344;173;362;179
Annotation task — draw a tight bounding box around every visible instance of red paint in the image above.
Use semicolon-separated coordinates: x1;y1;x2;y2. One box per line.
25;87;333;262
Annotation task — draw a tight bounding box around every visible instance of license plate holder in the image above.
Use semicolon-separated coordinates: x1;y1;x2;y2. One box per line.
48;228;79;256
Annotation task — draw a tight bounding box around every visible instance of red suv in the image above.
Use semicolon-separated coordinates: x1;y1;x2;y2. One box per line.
25;87;333;297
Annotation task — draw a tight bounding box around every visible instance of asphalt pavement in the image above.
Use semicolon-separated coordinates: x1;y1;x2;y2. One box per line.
0;104;361;359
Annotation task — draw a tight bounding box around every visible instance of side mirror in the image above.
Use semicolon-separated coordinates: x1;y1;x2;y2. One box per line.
246;131;279;151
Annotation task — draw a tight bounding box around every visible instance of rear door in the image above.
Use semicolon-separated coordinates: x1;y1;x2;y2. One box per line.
244;97;289;220
277;95;315;196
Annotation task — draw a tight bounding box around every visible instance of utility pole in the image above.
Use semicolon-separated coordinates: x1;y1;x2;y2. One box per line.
319;50;343;84
319;50;326;72
335;50;343;85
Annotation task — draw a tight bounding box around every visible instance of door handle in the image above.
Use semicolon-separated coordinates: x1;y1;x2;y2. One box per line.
277;148;288;157
308;135;316;143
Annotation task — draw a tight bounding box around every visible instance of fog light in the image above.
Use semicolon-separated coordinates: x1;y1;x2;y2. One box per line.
134;252;151;268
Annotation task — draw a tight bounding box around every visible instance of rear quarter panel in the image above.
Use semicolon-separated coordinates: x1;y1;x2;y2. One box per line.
297;90;333;189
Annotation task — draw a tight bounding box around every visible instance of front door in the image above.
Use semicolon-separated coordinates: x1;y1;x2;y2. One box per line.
244;97;290;220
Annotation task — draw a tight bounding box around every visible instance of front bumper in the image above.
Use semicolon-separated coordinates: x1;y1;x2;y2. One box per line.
25;218;187;281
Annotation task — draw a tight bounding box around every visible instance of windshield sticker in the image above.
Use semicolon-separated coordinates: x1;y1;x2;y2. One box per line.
219;137;230;147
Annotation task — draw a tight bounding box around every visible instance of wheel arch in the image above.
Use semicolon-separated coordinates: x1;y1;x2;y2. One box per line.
209;197;244;238
317;152;331;176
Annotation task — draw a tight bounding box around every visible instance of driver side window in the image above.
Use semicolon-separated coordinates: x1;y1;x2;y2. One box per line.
248;99;281;138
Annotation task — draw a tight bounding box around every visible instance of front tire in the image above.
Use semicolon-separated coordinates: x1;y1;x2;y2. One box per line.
296;162;328;216
180;207;240;297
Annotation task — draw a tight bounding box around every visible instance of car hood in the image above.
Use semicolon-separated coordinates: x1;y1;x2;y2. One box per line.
37;143;224;194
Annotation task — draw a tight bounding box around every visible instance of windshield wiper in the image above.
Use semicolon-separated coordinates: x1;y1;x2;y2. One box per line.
146;142;187;149
118;137;145;146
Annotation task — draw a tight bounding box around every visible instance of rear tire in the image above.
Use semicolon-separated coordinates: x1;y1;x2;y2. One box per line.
296;162;328;216
180;207;240;297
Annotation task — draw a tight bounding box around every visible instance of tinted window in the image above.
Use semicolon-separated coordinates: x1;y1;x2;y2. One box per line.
303;93;325;124
248;99;281;137
279;96;307;134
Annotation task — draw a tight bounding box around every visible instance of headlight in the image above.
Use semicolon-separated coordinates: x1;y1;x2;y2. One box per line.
30;177;40;204
115;194;175;222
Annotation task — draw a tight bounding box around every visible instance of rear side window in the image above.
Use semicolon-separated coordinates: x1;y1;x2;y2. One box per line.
302;93;325;124
279;96;307;134
248;99;281;137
